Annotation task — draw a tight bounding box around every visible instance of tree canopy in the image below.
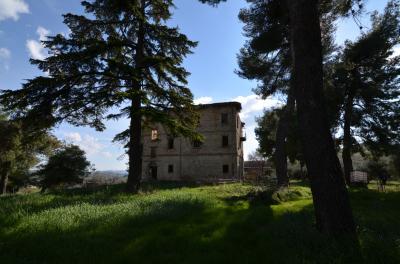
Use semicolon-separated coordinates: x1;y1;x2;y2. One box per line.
0;0;200;193
38;145;92;191
334;0;400;183
0;112;59;194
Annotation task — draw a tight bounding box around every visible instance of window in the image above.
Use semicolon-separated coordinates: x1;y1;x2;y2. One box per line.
222;136;229;147
192;139;203;148
150;147;157;158
223;165;229;174
221;113;228;125
151;129;158;141
168;137;174;149
168;164;174;173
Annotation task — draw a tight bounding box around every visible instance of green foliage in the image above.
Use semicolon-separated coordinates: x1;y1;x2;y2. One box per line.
334;0;400;156
389;152;400;178
237;0;340;99
37;145;91;190
0;112;59;192
237;0;291;98
367;159;391;180
271;186;312;203
1;182;400;263
255;108;303;164
0;0;200;190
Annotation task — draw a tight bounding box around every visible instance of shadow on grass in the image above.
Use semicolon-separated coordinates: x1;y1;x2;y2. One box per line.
350;189;400;263
0;185;399;264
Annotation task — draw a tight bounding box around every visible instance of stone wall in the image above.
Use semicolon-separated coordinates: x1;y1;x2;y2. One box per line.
142;102;245;182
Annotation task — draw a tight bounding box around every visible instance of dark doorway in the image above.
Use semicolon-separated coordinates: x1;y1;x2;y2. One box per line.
150;166;158;180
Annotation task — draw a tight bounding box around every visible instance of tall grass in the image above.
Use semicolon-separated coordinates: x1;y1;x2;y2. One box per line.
0;182;399;263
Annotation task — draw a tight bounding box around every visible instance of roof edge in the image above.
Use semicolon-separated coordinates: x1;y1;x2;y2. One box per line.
196;101;242;111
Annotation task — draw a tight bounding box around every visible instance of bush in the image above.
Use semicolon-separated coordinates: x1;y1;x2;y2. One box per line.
37;145;92;191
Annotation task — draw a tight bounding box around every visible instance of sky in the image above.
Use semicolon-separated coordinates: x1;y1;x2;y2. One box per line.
0;0;397;171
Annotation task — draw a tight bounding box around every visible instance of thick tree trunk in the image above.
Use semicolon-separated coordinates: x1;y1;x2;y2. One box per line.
126;0;145;193
342;90;355;185
127;97;143;193
275;89;295;187
287;0;356;236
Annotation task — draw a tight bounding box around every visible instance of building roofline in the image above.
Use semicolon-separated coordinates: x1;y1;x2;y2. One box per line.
196;101;242;111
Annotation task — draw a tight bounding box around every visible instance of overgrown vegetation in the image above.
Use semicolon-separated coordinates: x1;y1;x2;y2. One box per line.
1;181;399;263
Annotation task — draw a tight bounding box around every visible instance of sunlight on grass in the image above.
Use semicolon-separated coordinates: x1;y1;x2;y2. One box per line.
1;182;399;263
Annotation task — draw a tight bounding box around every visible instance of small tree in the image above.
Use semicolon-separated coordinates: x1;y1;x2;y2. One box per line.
255;107;304;166
38;145;91;191
0;111;59;194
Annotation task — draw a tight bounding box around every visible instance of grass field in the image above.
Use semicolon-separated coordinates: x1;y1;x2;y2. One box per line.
0;181;399;264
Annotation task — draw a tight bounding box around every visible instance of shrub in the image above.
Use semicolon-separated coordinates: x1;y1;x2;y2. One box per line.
37;145;92;191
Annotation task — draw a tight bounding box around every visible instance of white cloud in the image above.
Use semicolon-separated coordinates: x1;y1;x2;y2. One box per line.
0;0;29;21
101;151;113;158
0;47;11;59
64;132;82;142
230;94;281;160
64;133;103;156
0;47;11;70
232;94;281;122
26;26;50;60
244;125;259;160
194;96;213;105
37;26;50;41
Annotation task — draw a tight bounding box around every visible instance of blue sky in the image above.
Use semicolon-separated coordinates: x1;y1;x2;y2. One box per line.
0;0;396;170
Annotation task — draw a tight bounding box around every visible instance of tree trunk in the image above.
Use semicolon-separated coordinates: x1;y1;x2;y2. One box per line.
342;89;355;185
0;162;10;195
275;89;295;187
127;96;143;193
287;0;356;236
126;0;145;193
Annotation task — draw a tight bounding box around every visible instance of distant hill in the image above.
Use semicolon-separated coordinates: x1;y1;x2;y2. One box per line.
92;170;128;177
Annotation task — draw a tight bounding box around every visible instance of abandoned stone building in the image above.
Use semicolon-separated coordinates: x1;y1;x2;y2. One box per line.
142;102;246;182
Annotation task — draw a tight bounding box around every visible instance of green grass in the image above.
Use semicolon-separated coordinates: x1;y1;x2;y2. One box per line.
0;181;399;264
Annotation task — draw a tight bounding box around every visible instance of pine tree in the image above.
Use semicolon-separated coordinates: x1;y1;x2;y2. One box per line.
286;0;357;236
0;0;200;193
236;0;338;187
201;0;360;236
334;0;400;184
237;0;293;187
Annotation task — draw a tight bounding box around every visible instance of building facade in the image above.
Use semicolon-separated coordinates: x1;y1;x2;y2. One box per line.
142;102;245;182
